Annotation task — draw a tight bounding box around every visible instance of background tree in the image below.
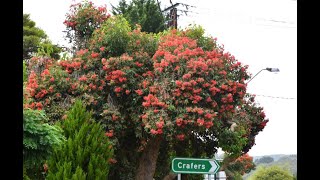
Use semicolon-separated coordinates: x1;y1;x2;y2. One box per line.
46;100;113;179
248;165;295;180
23;14;61;60
255;156;274;165
23;14;47;60
24;2;269;179
36;39;62;60
111;0;166;33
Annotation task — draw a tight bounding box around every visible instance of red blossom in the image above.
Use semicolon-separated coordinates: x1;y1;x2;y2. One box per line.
108;158;117;164
141;114;148;119
114;87;123;93
182;73;191;79
197;118;204;126
156;121;164;129
176;118;183;126
205;121;213;129
176;134;185;141
112;115;118;121
260;120;268;128
150;129;158;135
135;89;143;96
105;130;114;137
204;113;212;119
135;62;143;67
91;73;97;79
91;52;99;58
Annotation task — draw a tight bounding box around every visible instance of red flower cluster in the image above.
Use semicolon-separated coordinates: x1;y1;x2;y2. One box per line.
59;60;82;73
106;70;127;83
105;130;114;137
142;94;166;108
26;71;39;97
176;134;185;141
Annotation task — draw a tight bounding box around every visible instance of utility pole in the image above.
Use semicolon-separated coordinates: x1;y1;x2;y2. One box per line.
161;1;196;29
162;3;179;29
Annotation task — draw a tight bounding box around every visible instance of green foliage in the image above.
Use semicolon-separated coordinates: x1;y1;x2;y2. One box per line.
273;155;297;176
91;15;131;57
23;109;65;179
184;24;218;51
46;100;113;179
112;0;166;33
248;165;294;180
126;24;159;56
23;166;31;180
37;39;62;59
23;14;47;60
218;127;248;156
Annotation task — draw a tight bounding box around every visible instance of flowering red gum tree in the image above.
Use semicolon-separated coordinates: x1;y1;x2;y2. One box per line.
25;5;268;179
64;1;110;50
223;153;256;178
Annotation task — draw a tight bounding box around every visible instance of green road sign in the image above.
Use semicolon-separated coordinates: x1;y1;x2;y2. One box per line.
172;157;220;174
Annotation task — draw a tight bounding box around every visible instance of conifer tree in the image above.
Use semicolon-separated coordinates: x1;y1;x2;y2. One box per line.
46;100;113;179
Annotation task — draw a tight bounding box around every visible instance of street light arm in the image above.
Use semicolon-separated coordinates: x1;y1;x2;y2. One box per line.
246;67;280;84
247;69;265;83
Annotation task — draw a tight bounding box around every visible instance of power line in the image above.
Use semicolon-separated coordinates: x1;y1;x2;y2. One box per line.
174;4;296;28
255;94;296;100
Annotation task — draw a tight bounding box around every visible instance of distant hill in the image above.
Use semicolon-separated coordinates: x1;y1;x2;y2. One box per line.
252;154;287;162
243;154;297;179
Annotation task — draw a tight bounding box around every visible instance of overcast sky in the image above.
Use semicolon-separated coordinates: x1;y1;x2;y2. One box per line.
23;0;297;156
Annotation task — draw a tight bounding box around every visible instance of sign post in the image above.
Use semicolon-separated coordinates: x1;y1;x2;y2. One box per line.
172;157;220;178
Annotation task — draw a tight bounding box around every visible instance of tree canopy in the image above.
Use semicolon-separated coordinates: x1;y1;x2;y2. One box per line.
23;14;62;60
248;165;295;180
255;156;274;165
111;0;166;33
23;14;47;60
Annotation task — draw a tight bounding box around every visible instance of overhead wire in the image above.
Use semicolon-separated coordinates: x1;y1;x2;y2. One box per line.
168;1;296;29
254;94;296;100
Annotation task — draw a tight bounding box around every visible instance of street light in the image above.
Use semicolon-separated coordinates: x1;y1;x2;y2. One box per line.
247;67;280;83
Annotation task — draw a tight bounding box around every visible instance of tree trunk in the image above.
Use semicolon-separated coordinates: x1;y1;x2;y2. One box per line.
135;136;162;180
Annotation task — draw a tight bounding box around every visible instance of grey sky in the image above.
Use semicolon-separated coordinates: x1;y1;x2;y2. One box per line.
23;0;297;156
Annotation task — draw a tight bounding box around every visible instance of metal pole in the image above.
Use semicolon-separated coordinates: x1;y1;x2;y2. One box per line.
177;174;181;180
208;174;211;180
247;69;265;83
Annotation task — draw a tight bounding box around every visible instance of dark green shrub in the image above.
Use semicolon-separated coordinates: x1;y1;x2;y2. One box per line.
46;100;113;179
